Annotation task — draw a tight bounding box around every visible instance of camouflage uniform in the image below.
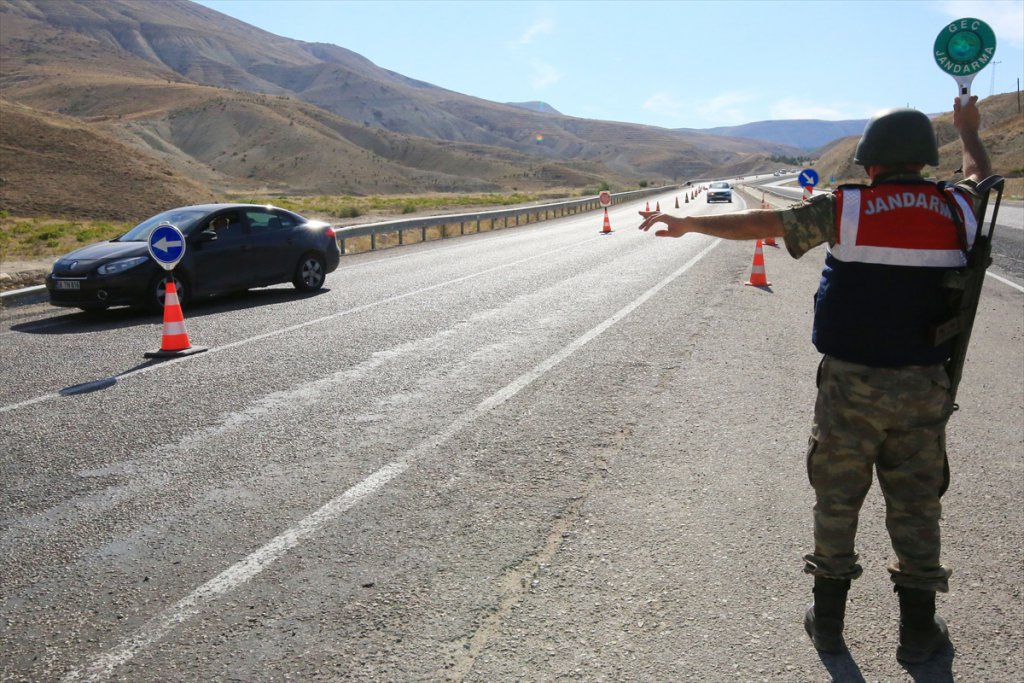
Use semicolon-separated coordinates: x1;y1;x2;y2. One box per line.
778;177;978;593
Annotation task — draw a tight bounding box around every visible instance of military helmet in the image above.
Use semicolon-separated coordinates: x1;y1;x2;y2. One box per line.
853;108;939;166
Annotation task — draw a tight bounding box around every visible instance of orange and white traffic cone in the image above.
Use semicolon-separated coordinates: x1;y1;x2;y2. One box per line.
761;192;774;245
744;240;771;287
685;194;689;204
645;201;650;211
145;279;207;358
675;196;679;208
655;201;661;211
600;208;612;234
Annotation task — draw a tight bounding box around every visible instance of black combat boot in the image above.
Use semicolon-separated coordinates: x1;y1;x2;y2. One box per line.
804;576;851;653
895;585;949;664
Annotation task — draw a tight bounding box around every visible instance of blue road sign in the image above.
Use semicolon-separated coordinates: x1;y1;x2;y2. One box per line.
799;168;820;188
148;223;186;271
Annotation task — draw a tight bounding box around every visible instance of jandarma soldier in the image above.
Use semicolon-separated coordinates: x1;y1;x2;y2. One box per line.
637;96;992;664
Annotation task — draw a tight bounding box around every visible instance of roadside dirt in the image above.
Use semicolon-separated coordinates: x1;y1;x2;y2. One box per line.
0;259;52;292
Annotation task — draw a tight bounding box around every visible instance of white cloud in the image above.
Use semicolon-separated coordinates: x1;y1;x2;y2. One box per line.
939;1;1024;48
530;62;560;89
643;90;760;126
518;18;554;45
769;98;874;121
698;91;758;126
642;92;686;118
644;91;874;126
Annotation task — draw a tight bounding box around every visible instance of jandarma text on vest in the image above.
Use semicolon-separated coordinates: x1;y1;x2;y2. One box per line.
863;192;955;218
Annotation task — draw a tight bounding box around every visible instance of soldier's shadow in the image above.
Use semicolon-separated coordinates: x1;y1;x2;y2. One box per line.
900;643;955;682
815;643;954;682
816;650;868;683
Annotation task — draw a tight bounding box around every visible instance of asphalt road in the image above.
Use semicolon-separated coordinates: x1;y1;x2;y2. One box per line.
2;191;1021;682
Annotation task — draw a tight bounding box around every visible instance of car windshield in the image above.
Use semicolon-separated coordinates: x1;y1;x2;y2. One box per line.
711;182;729;189
117;208;209;242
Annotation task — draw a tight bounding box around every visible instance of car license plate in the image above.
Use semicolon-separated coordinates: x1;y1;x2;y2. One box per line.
55;280;81;290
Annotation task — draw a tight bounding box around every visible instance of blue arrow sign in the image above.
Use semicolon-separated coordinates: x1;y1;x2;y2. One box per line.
148;223;186;271
799;168;820;188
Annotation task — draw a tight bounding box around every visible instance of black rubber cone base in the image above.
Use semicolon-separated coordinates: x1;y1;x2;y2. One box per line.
144;345;208;359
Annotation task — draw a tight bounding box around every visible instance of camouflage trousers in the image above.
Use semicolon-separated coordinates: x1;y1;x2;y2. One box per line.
803;356;954;592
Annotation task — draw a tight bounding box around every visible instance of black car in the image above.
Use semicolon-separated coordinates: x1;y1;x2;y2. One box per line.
46;204;341;312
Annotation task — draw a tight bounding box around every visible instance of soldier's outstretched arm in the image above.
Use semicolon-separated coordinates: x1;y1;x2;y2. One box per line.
637;209;784;240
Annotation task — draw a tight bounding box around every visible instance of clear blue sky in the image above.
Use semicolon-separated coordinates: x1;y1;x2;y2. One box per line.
195;0;1023;129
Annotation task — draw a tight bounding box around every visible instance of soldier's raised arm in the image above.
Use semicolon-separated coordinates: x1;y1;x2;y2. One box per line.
953;96;992;183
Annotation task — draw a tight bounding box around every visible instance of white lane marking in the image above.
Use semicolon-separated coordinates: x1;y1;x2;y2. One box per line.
987;271;1024;293
0;235;606;415
60;237;722;681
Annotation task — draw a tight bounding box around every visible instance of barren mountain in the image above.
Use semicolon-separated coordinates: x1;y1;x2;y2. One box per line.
0;98;214;219
692;119;869;151
0;0;800;220
6;0;1015;225
0;0;786;166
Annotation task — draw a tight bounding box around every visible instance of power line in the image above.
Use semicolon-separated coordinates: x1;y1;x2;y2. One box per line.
990;61;1001;96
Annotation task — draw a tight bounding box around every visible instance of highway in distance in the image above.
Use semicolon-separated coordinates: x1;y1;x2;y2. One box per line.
2;189;1021;682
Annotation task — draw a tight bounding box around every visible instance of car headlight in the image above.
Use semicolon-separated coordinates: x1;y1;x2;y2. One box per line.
97;256;148;276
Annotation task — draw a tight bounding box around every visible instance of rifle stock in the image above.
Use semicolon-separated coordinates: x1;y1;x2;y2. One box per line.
932;175;1005;406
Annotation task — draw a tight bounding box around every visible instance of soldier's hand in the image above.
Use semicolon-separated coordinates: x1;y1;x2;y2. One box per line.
638;211;688;238
953;95;981;134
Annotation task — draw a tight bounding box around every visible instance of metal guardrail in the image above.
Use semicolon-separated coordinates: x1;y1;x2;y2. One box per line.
736;183;795;208
333;186;679;254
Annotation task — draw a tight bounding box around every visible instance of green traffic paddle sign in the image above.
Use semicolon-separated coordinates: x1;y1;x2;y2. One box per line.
934;18;996;101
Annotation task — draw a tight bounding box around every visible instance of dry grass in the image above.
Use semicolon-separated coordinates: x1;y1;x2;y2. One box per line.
0;214;132;261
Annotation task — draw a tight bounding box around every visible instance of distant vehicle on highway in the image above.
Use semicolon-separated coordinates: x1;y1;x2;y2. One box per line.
45;204;341;312
706;181;733;203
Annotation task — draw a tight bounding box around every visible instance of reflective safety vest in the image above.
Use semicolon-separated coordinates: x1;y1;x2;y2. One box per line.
812;180;977;367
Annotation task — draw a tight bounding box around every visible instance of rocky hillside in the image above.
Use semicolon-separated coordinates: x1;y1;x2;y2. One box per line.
814;92;1024;187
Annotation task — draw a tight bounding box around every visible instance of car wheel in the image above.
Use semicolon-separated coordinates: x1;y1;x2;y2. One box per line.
148;272;188;313
293;252;326;291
